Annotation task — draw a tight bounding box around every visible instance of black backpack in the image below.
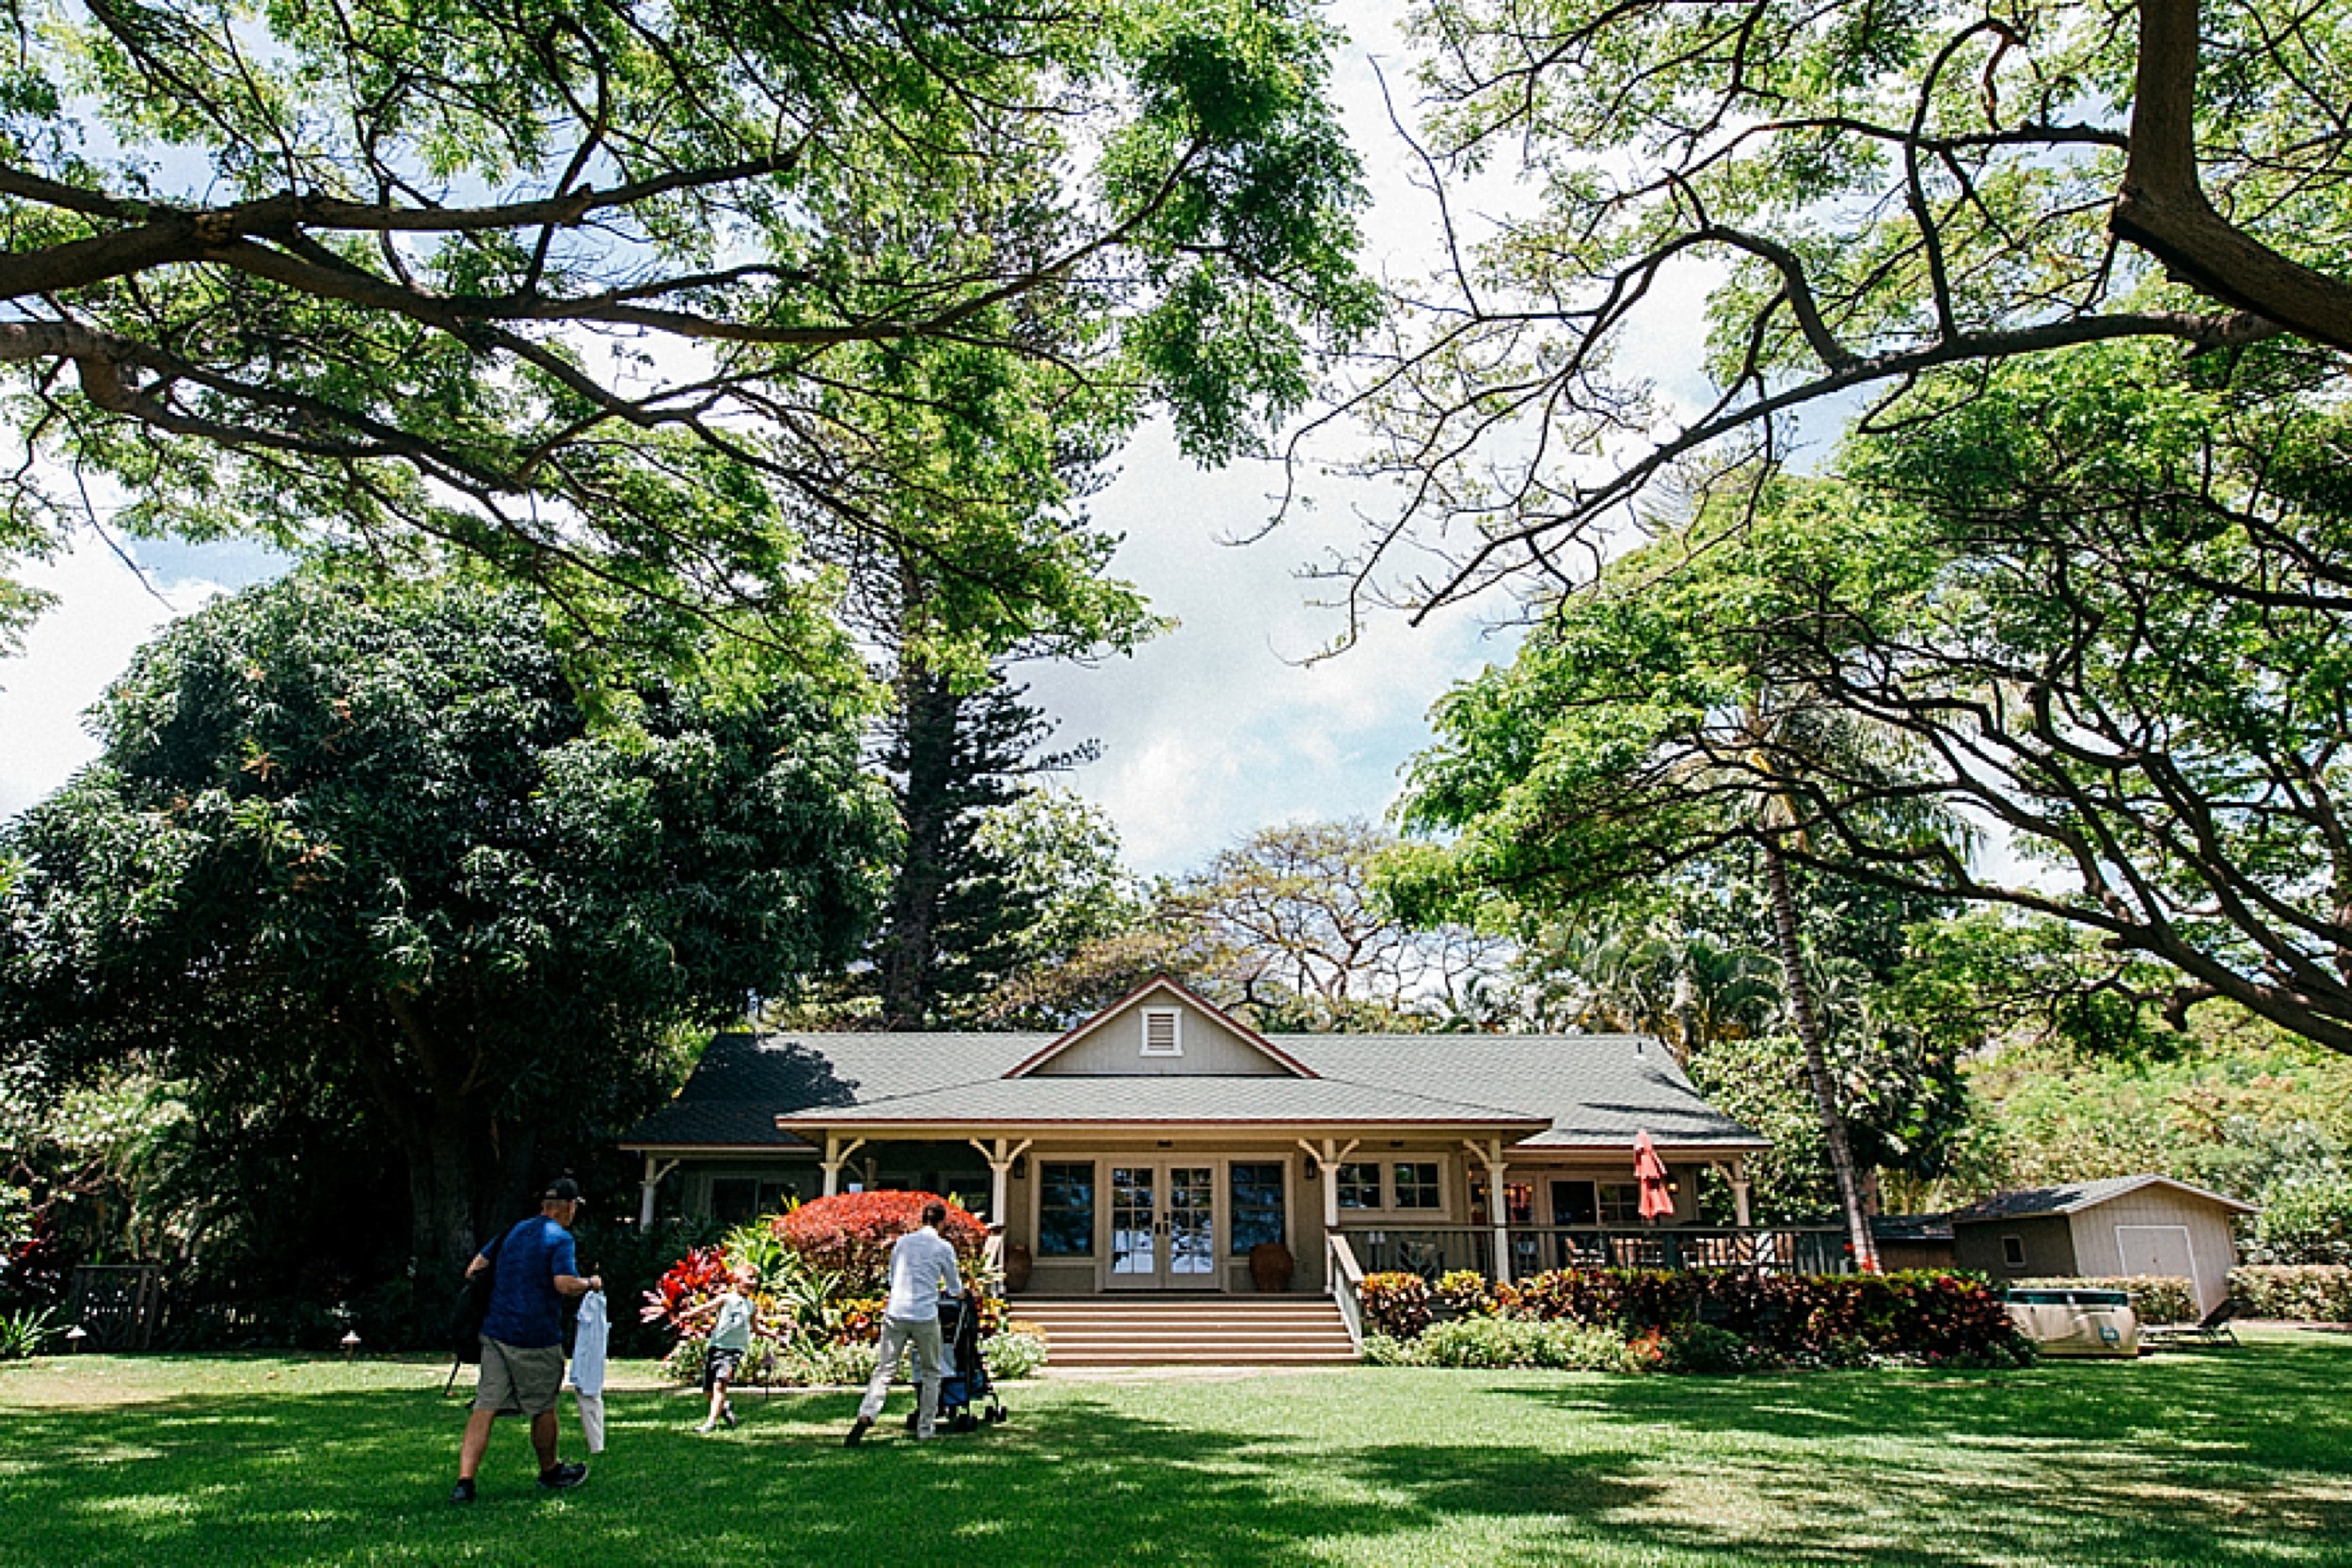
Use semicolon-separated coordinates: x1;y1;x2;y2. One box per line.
449;1226;509;1365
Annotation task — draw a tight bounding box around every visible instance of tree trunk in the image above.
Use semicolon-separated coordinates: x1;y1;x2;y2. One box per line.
876;670;960;1031
1759;838;1882;1273
407;1116;486;1280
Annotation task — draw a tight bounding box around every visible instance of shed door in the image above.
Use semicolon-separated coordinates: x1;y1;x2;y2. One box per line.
2114;1224;2204;1316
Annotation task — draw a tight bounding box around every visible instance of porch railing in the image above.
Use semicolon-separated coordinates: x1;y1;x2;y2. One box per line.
1341;1224;1851;1280
1326;1229;1366;1354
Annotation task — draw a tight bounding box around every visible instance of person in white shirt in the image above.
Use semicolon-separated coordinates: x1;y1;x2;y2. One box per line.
845;1201;964;1445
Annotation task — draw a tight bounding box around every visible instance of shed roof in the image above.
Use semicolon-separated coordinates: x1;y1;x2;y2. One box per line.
1948;1174;2260;1223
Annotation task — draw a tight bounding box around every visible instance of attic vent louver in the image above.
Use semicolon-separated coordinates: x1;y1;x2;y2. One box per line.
1141;1007;1183;1057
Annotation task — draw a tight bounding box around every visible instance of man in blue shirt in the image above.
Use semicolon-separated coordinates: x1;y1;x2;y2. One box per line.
451;1178;602;1502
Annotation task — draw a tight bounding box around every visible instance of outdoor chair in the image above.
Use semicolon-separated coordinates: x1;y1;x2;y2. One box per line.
2140;1297;2240;1349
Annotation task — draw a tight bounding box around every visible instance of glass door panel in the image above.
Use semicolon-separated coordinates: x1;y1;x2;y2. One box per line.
1108;1165;1157;1283
1167;1165;1216;1280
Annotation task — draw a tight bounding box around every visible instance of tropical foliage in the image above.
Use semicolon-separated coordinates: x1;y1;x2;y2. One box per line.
0;572;895;1274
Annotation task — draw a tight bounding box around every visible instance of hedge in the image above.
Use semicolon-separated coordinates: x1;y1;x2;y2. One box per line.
2014;1275;2197;1325
1359;1267;2028;1366
2229;1264;2352;1323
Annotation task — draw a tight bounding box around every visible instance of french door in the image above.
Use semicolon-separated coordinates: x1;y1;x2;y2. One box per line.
1106;1163;1219;1290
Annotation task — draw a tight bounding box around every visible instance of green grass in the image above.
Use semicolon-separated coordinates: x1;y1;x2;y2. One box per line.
4;1331;2350;1567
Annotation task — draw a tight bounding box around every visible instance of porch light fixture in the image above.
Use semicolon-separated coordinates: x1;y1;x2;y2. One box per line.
1302;1157;1319;1180
1010;1154;1028;1180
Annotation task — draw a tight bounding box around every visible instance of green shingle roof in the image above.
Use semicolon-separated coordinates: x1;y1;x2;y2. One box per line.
624;1030;1765;1152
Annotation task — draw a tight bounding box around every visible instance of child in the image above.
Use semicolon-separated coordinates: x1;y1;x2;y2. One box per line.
677;1263;759;1433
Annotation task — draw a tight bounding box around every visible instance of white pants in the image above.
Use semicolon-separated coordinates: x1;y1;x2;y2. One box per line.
857;1313;945;1437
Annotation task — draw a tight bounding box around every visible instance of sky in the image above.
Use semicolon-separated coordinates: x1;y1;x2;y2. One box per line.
0;7;1720;878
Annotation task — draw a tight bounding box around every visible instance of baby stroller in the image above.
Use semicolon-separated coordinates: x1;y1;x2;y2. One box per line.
906;1294;1007;1434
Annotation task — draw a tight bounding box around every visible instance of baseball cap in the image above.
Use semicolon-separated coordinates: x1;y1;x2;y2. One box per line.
541;1177;585;1205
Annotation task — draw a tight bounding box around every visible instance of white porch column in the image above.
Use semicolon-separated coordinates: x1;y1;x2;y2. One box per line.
1463;1138;1511;1285
637;1154;680;1226
967;1136;1034;1228
1729;1156;1753;1228
1298;1137;1359;1231
818;1135;866;1197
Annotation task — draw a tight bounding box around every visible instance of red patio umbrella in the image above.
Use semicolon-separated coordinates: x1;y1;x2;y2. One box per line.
1632;1130;1674;1221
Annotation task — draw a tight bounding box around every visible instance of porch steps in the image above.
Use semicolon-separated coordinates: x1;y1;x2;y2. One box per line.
1008;1296;1358;1368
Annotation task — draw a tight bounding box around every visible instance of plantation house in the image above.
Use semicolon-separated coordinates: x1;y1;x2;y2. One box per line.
624;978;1829;1307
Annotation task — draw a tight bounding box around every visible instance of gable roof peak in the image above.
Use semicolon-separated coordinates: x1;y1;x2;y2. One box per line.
1003;974;1319;1079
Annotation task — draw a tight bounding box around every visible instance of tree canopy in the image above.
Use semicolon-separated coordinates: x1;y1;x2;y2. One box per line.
1387;341;2352;1059
1305;0;2352;620
0;571;895;1271
0;0;1374;655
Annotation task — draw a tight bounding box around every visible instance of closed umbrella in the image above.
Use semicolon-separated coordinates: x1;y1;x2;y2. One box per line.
1632;1131;1674;1221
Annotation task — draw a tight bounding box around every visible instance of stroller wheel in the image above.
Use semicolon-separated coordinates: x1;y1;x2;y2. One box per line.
953;1412;977;1433
904;1410;921;1433
988;1405;1008;1424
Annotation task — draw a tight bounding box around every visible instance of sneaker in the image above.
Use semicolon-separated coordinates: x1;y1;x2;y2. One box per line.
448;1479;476;1504
696;1420;718;1434
844;1416;873;1448
537;1461;588;1491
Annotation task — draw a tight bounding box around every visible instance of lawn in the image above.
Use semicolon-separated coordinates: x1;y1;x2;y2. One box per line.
4;1331;2349;1568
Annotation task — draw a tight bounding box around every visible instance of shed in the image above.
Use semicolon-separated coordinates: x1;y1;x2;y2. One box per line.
1871;1213;1957;1273
1948;1176;2258;1315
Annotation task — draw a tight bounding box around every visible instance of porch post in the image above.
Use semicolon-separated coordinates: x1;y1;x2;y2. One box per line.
968;1136;1034;1228
1480;1139;1512;1285
637;1154;680;1226
1729;1156;1753;1227
1298;1137;1359;1231
819;1135;866;1197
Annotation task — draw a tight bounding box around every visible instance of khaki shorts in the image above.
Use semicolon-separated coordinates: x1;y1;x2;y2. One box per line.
474;1338;565;1417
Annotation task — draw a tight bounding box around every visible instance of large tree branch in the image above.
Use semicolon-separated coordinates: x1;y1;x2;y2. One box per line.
2112;0;2352;351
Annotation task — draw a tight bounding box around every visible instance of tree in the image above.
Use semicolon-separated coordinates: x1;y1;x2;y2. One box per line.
0;0;1374;650
867;673;1091;1030
1383;498;1996;1263
0;571;894;1272
1298;0;2350;623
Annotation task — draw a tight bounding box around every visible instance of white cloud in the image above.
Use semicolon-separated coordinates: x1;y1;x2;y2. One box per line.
0;541;230;820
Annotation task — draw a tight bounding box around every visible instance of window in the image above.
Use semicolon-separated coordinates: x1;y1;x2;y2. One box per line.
1141;1008;1183;1056
1504;1181;1535;1226
1038;1163;1096;1257
1336;1162;1382;1209
2001;1234;2026;1269
1597;1183;1644;1225
1229;1163;1287;1253
709;1178;802;1226
1551;1180;1598;1226
1392;1162;1443;1210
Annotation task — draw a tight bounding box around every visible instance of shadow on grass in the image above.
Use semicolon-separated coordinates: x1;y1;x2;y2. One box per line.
1488;1332;2352;1566
5;1338;2350;1568
0;1381;1664;1568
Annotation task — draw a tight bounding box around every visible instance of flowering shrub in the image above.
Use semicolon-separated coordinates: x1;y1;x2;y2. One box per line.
771;1192;987;1296
645;1200;1035;1386
1359;1272;1433;1338
1434;1270;1497;1319
1365;1266;2028;1370
2230;1264;2352;1322
2016;1275;2197;1325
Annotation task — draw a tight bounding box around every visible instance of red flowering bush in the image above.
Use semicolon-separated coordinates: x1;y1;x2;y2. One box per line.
643;1246;733;1329
1359;1272;1433;1338
771;1191;987;1296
